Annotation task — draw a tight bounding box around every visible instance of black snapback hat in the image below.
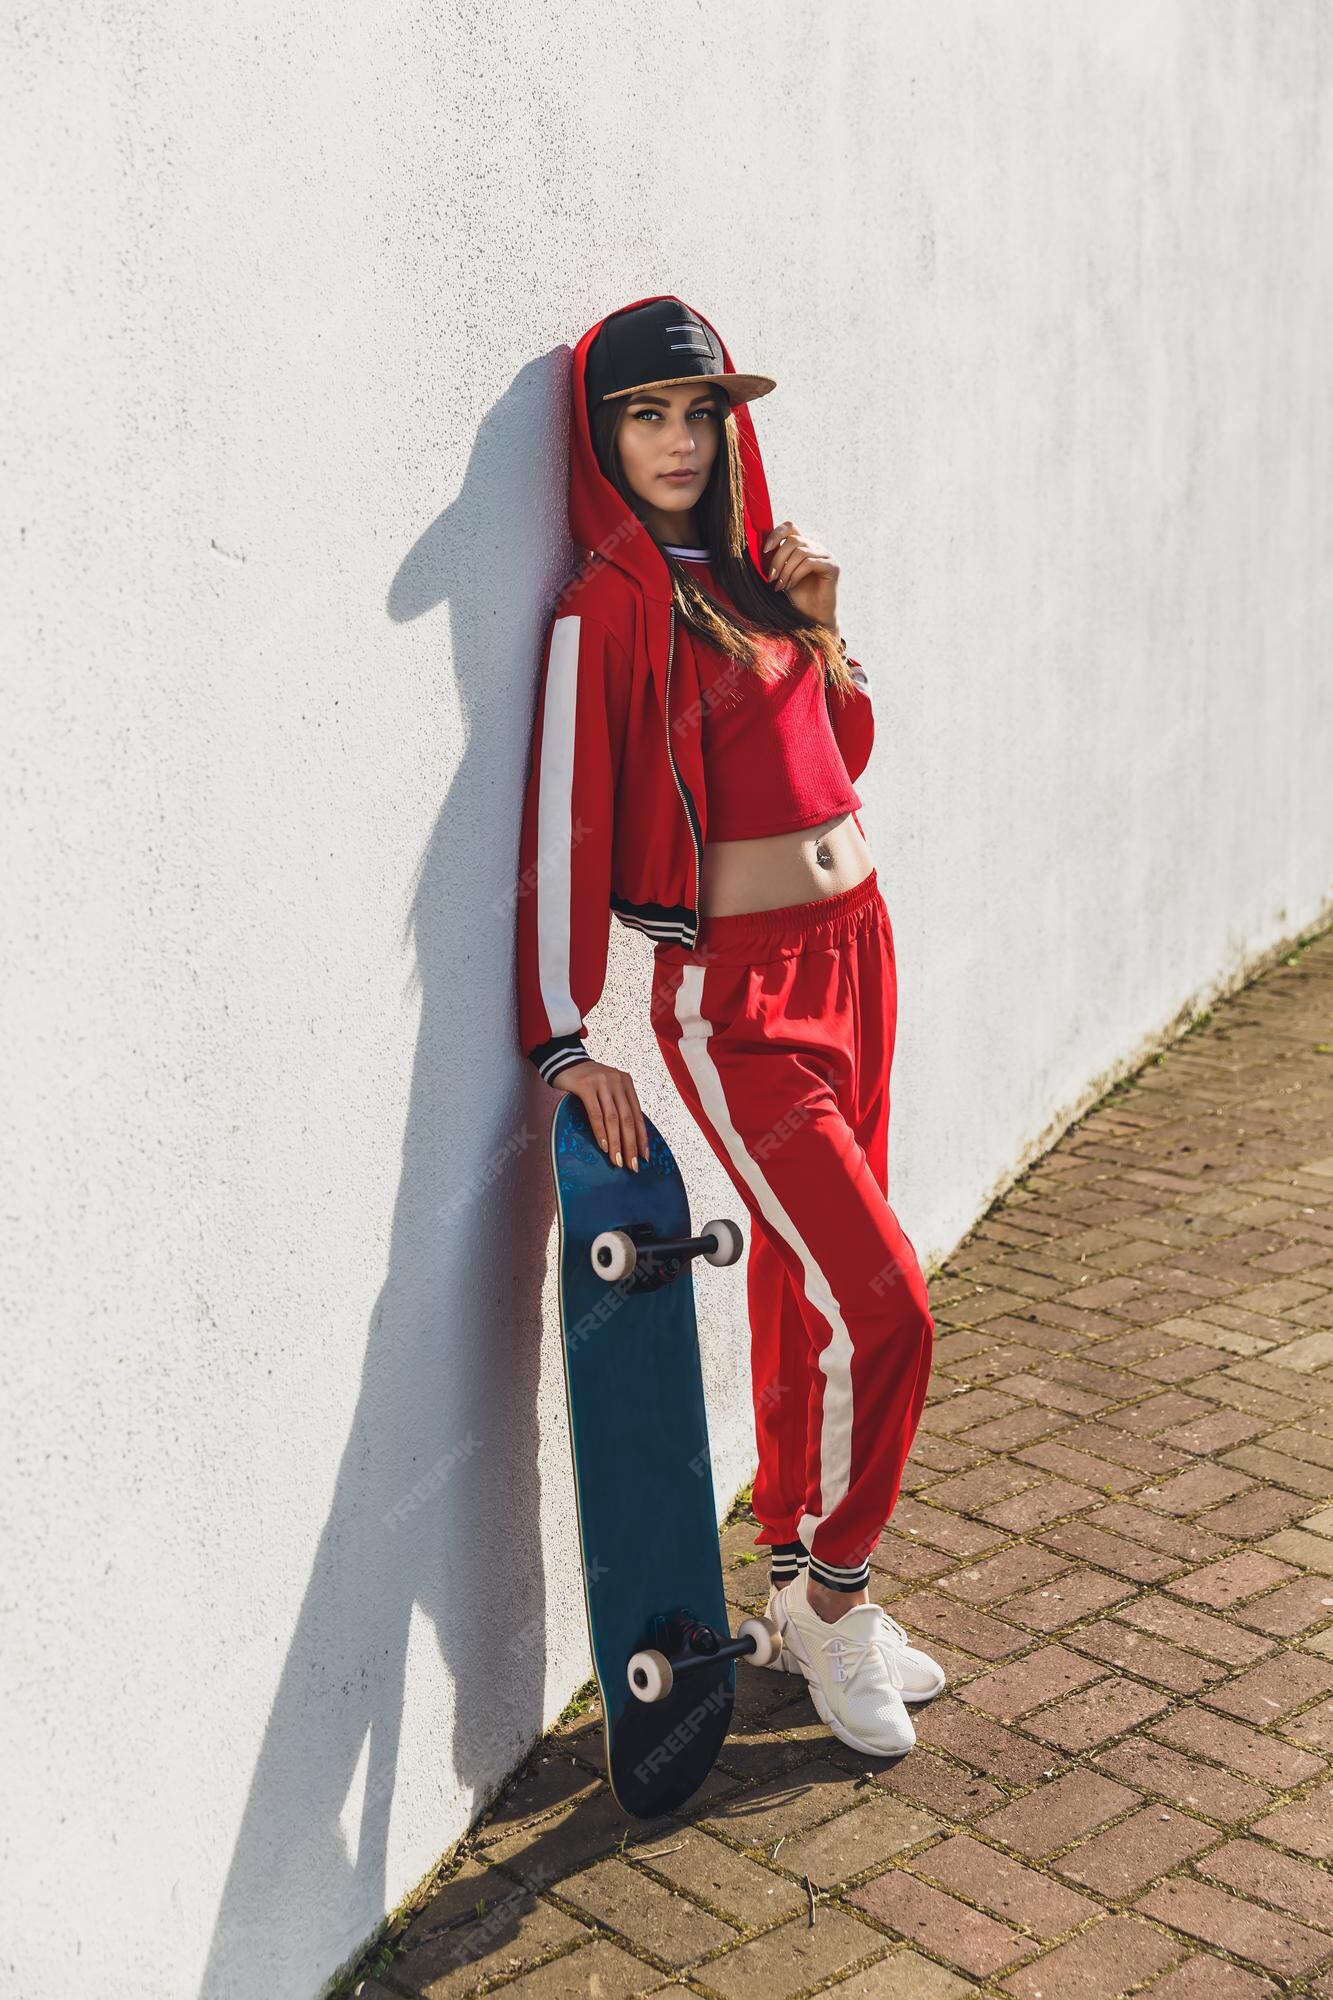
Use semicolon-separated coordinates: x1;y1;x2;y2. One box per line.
585;298;776;411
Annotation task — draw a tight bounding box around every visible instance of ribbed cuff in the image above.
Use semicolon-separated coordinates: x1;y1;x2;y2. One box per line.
807;1553;871;1593
768;1539;808;1587
528;1031;592;1085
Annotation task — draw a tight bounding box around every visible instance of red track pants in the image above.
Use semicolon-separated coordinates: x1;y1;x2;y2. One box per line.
651;867;935;1586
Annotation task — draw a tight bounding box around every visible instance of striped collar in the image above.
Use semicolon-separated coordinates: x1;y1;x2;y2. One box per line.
662;543;712;562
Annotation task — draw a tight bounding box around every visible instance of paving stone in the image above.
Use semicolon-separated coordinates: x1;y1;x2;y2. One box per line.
1134;1878;1332;1979
1025;1673;1170;1752
478;1786;681;1887
991;1371;1110;1416
454;1939;661;1997
915;1699;1066;1785
1085;1502;1230;1562
919;1390;1027;1440
1113;1591;1276;1665
1196;1835;1333;1931
1065;1617;1226;1694
1142;1954;1281;1997
1260;1528;1333;1575
1224;1445;1333;1497
883;1589;1030;1661
1039;1520;1182;1583
883;1495;1007;1556
981;1475;1102;1533
1248;1779;1333;1860
956;1644;1109;1719
1160;1410;1271;1454
872;1748;1006;1822
555;1856;736;1966
1261;1426;1333;1471
1000;1914;1186;1998
911;1831;1101;1937
962;1406;1072;1451
1062;1422;1193;1476
1148;1702;1328;1787
699;1757;856;1849
922;1463;1036;1513
1107;1392;1218;1435
631;1827;805;1928
977;1769;1139;1860
1014;1438;1149;1492
1137;1464;1257;1515
1198;1484;1313;1540
847;1870;1028;1978
938;1546;1072;1604
870;1536;958;1585
393;1858;590;1997
770;1795;943;1882
1091;1736;1267;1822
1202;1649;1333;1724
476;1751;604;1837
1166;1552;1299;1608
688;1910;891;1998
820;1945;978;1997
1287;1695;1333;1751
1004;1566;1137;1631
1053;1804;1220;1896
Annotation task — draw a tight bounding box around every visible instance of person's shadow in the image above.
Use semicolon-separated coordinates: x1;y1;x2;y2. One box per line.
199;349;617;1998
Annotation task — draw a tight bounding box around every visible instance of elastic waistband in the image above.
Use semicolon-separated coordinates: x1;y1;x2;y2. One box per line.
656;867;884;966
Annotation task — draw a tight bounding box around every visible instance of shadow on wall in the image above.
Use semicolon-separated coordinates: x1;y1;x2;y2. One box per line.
198;350;580;1999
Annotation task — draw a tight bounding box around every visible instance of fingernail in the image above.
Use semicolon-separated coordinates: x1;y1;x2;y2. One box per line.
614;1150;622;1167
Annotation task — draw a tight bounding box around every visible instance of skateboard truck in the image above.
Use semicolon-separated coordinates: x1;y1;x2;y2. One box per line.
591;1218;744;1288
627;1612;783;1702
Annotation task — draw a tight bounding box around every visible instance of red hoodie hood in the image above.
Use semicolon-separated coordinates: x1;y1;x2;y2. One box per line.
567;293;776;606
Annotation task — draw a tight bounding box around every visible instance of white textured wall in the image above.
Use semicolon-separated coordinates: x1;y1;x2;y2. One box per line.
3;3;1331;1995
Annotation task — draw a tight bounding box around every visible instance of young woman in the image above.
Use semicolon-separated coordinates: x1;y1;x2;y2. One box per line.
515;294;941;1759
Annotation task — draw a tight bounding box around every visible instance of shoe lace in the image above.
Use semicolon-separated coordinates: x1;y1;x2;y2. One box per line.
813;1610;910;1691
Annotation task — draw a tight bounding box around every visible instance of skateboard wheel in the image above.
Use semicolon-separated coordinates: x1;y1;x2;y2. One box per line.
627;1648;673;1703
738;1615;783;1668
591;1228;637;1282
700;1218;744;1268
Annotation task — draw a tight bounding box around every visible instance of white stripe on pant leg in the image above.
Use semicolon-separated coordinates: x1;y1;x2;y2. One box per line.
672;964;855;1548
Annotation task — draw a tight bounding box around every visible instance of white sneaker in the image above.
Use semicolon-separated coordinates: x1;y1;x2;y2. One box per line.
772;1570;945;1758
750;1582;805;1673
754;1578;946;1701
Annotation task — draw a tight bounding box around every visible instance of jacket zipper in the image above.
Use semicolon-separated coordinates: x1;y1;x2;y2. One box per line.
662;602;702;944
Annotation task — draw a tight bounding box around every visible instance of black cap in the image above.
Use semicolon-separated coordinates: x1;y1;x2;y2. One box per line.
585;298;776;412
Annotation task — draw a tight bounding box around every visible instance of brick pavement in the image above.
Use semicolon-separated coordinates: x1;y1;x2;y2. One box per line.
351;927;1333;1999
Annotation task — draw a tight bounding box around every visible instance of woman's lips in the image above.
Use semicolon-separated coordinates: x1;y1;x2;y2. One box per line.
660;470;698;483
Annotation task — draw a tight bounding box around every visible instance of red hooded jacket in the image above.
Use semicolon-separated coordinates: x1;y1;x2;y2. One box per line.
515;293;875;1084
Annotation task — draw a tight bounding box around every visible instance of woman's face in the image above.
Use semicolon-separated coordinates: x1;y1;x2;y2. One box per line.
612;380;724;525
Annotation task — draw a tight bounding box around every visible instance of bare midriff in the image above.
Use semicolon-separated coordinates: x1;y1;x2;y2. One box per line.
697;810;874;919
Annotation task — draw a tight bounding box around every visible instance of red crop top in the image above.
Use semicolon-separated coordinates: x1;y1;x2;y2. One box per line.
666;544;862;842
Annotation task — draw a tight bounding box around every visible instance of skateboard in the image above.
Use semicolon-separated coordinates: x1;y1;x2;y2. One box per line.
549;1092;784;1817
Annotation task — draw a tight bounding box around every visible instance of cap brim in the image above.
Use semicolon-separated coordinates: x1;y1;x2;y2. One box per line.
601;371;776;408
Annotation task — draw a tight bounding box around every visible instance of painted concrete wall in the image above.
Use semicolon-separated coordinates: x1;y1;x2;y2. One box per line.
3;2;1331;1994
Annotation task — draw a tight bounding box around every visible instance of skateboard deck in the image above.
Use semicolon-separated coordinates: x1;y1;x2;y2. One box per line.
550;1093;776;1817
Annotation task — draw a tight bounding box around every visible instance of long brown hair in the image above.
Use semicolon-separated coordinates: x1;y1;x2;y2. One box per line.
589;387;857;698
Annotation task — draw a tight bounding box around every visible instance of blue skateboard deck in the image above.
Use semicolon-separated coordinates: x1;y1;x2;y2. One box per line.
550;1094;742;1817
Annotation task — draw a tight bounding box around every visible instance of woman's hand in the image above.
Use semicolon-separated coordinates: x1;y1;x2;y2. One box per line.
554;1060;650;1172
761;520;839;630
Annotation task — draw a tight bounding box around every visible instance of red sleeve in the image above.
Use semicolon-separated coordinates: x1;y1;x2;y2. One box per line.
514;607;630;1083
825;654;875;786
